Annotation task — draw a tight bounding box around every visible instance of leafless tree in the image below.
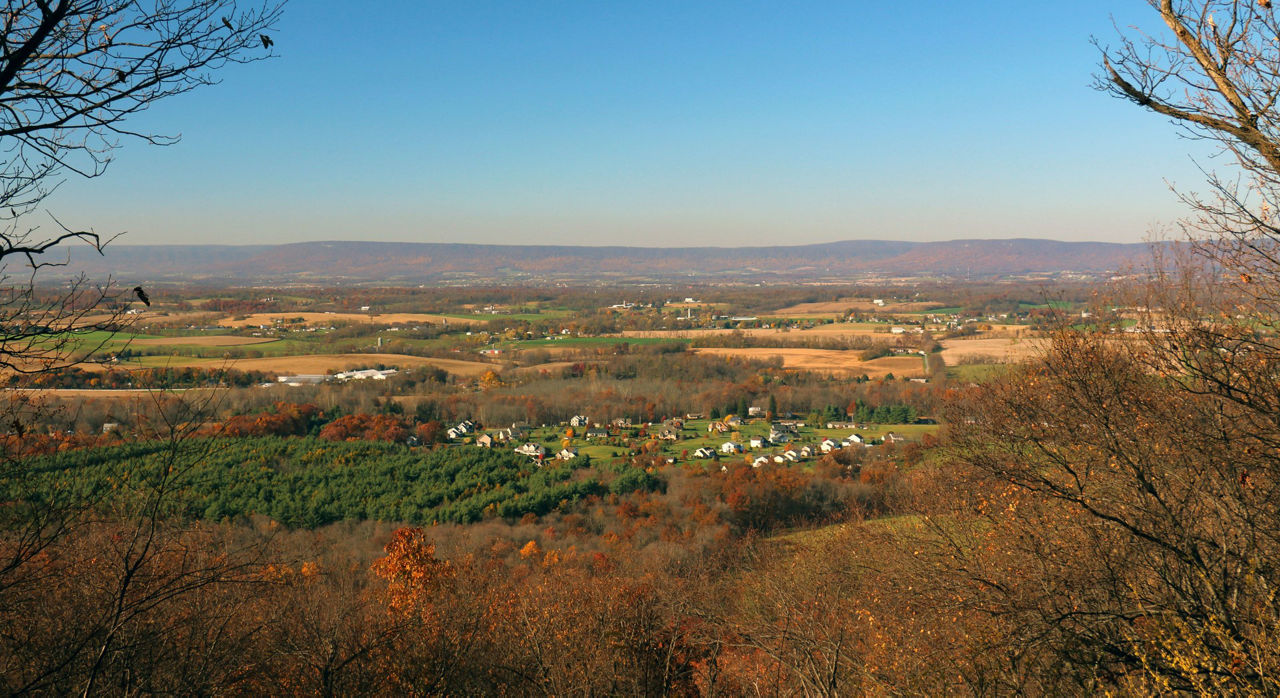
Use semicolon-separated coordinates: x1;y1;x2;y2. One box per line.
0;0;284;375
0;2;283;692
912;2;1280;692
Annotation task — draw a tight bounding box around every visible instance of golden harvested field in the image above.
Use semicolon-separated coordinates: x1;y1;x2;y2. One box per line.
130;335;280;347
938;337;1048;364
217;312;483;328
690;347;927;377
773;298;943;315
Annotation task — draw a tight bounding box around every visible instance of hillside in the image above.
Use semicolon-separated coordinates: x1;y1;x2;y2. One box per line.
52;238;1155;284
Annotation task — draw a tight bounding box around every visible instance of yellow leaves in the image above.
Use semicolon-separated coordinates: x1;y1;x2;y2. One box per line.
519;539;542;560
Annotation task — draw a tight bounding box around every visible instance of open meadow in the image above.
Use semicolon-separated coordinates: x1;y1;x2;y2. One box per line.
772;297;945;315
216;311;486;327
129;335;280;347
937;336;1048;364
691;347;928;377
103;352;500;377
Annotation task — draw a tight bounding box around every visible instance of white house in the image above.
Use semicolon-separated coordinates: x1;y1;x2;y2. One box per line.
515;443;546;458
749;437;770;449
569;415;590;427
693;447;717;459
720;441;743;454
557;447;579;461
820;438;840;453
752;456;771;468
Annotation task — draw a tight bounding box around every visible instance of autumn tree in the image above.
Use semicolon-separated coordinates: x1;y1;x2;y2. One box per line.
912;1;1280;692
0;1;284;693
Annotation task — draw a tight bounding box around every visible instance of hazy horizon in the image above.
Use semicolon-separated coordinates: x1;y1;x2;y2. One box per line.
97;235;1158;249
39;2;1212;248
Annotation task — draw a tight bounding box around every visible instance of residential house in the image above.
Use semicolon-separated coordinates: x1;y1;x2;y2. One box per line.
495;424;529;443
515;443;546;458
820;438;840;453
783;450;800;462
658;429;680;441
586;428;609;440
720;441;743;454
693;447;717;459
447;419;475;439
749;437;770;449
557;447;579;461
569;415;590;427
475;434;494;448
752;456;771;468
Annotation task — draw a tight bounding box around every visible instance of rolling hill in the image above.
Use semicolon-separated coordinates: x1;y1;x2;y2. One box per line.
48;238;1156;284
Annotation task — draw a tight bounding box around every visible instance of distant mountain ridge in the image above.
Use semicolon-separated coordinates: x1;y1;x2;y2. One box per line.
50;238;1156;284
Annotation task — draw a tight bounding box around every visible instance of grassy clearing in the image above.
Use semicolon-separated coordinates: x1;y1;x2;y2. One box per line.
945;363;1010;382
504;336;689;348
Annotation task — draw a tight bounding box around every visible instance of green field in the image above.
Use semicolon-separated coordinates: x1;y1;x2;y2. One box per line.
503;336;691;349
945;363;1009;382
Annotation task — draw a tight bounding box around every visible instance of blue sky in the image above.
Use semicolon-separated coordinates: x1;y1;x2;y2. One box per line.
46;1;1219;247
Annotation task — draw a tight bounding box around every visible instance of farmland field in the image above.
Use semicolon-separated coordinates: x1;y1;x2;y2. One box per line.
619;322;920;340
94;352;499;377
772;298;944;315
129;335;280;347
690;347;926;377
937;336;1047;364
217;312;485;327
